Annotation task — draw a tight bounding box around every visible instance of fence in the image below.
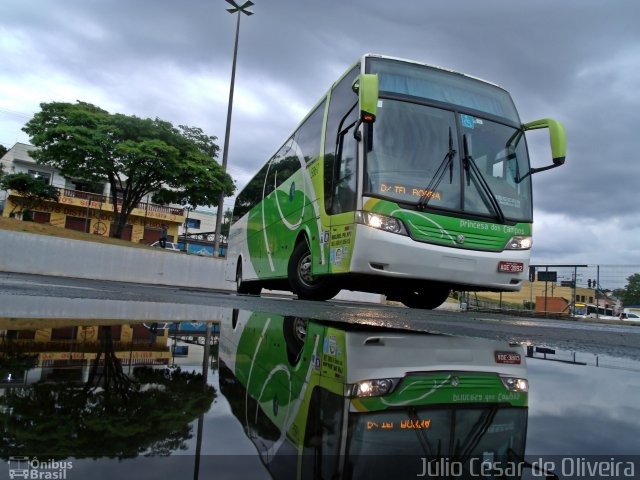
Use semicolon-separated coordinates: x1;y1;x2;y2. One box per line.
455;264;640;318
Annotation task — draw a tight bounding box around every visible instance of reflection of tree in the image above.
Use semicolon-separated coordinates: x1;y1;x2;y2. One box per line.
85;326;133;396
0;326;216;459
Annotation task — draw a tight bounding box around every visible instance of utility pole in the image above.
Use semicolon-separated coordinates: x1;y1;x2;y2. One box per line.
213;0;255;258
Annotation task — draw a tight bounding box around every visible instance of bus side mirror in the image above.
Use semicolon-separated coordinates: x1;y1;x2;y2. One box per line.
524;118;566;166
515;118;567;183
352;74;378;123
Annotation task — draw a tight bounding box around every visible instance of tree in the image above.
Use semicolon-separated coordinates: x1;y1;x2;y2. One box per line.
0;144;8;158
0;172;59;217
23;101;235;238
619;273;640;307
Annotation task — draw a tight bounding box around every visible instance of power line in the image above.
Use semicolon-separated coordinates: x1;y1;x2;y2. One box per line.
0;107;33;120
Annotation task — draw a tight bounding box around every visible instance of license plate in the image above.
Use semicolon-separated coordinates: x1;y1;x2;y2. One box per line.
498;261;524;273
495;352;521;364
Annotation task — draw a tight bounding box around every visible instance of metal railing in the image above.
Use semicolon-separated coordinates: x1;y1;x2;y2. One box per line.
456;264;640;319
59;187;184;216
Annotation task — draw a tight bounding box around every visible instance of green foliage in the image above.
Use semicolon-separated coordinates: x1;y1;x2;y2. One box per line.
0;144;8;158
0;172;59;215
23;101;235;238
619;273;640;307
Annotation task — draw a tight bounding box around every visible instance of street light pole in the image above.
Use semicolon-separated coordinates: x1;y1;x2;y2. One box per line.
213;0;254;258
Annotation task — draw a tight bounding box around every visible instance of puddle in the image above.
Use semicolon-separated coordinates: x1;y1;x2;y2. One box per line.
1;311;638;479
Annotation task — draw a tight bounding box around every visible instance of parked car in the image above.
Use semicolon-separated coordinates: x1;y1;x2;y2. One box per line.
150;241;181;252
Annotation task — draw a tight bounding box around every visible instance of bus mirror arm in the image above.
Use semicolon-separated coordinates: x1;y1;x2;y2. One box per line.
515;162;562;184
353;118;362;141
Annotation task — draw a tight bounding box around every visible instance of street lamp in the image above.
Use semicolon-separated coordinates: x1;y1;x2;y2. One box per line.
213;0;254;258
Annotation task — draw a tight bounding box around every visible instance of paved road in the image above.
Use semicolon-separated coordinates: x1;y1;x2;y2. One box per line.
1;271;639;359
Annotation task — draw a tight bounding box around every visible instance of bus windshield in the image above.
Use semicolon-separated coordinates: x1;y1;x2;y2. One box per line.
365;57;533;223
346;406;527;478
365;99;533;222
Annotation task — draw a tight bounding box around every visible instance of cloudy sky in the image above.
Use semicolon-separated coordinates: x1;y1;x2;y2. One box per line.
1;0;639;266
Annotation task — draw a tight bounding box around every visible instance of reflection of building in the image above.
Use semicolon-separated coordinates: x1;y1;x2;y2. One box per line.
1;324;172;385
1;143;184;243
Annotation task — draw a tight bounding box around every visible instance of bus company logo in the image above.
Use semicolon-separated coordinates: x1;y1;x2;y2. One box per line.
8;457;73;479
455;234;465;244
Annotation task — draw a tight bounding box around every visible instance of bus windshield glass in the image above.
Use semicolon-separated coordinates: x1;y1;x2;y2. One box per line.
367;57;520;123
366;99;533;221
365;58;533;222
346;406;527;477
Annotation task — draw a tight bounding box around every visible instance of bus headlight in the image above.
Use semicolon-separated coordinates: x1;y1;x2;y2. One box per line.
356;211;408;236
349;378;400;398
500;375;529;392
504;236;532;250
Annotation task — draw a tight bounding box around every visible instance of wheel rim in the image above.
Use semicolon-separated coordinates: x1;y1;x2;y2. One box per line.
297;252;316;286
293;318;307;343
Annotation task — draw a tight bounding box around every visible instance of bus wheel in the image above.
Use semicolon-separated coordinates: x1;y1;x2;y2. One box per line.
400;285;450;310
236;262;262;295
283;316;307;364
288;241;340;301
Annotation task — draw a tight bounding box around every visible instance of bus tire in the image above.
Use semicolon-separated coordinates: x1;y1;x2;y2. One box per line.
400;285;450;310
236;261;262;295
288;241;340;301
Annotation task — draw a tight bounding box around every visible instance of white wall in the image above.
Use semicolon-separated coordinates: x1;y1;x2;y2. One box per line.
0;229;227;289
0;229;384;303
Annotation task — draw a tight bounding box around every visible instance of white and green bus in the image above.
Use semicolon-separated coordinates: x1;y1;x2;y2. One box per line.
219;309;530;478
225;54;567;308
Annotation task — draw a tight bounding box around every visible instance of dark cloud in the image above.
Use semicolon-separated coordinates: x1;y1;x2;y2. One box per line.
1;0;638;263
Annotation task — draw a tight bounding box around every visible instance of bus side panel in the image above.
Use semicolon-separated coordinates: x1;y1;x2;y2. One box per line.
327;212;356;274
262;167;314;279
225;214;260;282
234;164;325;283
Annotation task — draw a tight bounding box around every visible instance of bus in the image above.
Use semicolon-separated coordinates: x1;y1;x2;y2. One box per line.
225;54;567;309
574;302;616;319
219;309;530;478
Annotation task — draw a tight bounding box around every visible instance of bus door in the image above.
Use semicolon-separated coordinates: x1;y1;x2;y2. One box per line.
326;105;359;274
322;65;361;276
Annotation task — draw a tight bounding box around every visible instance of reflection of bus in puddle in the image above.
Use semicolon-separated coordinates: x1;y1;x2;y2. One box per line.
219;310;529;479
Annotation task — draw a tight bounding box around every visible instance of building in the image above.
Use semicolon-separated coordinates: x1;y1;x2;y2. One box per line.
177;209;225;256
1;143;184;243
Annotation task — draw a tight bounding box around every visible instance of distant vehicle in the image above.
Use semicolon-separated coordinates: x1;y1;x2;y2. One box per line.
621;309;640;321
149;240;181;252
574;302;618;320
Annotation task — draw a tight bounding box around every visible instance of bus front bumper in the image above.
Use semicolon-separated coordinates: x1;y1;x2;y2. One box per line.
348;224;529;291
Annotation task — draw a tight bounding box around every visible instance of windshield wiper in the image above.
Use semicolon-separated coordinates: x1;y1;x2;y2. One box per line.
462;134;506;224
417;127;456;210
456;405;499;464
408;408;445;478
